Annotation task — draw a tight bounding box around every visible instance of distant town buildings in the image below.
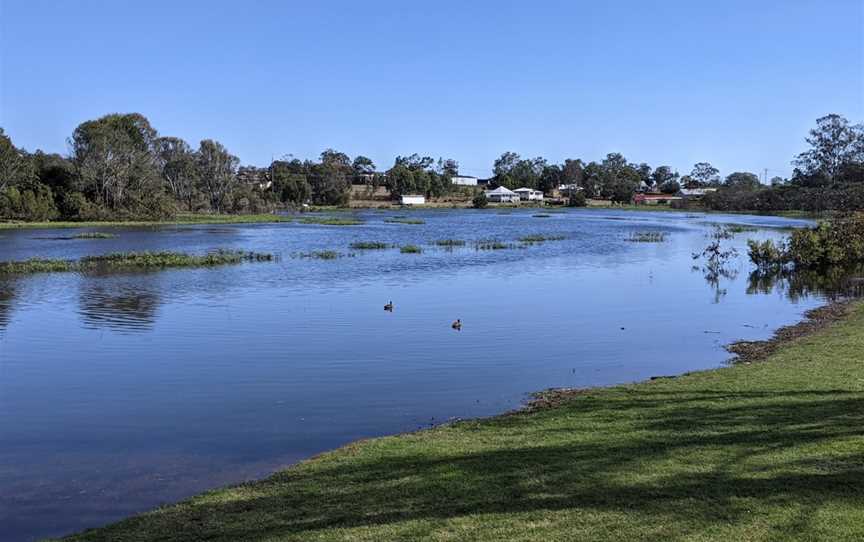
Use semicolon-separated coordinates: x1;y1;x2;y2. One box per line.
451;176;479;186
514;187;544;201
484;186;521;203
400;194;426;205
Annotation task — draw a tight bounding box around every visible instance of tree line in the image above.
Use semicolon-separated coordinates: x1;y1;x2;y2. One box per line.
1;112;861;221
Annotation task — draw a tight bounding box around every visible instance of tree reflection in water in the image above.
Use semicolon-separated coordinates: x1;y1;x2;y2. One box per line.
78;272;163;332
0;278;16;330
747;265;864;302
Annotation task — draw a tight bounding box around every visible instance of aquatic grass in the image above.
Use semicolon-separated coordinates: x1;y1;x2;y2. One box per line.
474;239;515;250
0;213;292;229
532;213;552;218
626;231;668;243
434;239;466;247
80;250;274;268
295;250;344;260
0;258;74;274
0;250;274;275
349;241;391;250
61;302;864;542
519;234;566;244
400;244;423;254
385;218;426;225
300;216;364;226
73;232;116;239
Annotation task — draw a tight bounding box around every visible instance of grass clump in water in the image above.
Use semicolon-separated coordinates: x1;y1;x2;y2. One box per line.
519;234;566;244
474;239;514;250
400;244;423;254
296;250;344;260
301;216;364;226
349;241;391;250
80;250;274;268
74;232;117;239
435;239;466;247
386;218;425;225
0;258;74;274
626;231;668;243
532;213;552;218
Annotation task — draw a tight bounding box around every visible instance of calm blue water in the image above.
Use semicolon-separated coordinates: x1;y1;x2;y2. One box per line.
0;209;835;540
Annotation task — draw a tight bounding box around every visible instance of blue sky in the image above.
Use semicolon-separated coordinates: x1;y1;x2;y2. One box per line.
1;0;862;179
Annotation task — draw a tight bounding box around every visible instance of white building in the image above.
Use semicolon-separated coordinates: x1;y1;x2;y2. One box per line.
484;186;521;204
451;175;479;186
400;194;426;205
514;187;544;201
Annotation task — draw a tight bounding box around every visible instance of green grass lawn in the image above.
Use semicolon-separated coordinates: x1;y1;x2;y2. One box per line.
63;303;864;542
0;213;291;229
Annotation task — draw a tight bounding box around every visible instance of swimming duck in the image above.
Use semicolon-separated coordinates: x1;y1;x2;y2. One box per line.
384;301;394;311
451;319;462;330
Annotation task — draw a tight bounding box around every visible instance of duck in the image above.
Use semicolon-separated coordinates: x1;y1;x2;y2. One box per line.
451;319;462;330
384;301;394;311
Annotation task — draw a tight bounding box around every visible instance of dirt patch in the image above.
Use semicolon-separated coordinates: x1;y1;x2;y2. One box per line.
726;300;856;364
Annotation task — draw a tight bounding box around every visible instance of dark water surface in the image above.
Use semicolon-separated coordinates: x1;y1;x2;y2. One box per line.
0;209;839;540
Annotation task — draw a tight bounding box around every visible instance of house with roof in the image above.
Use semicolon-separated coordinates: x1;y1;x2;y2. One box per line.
513;187;544;201
451;175;479;186
484;186;521;203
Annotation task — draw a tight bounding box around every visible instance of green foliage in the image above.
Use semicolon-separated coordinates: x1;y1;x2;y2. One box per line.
73;232;116;239
746;214;864;268
472;192;488;209
519;234;565;244
474;239;514;250
399;244;422;254
0;184;59;221
0;258;74;274
0;250;274;274
747;239;789;271
296;250;342;260
567;190;587;207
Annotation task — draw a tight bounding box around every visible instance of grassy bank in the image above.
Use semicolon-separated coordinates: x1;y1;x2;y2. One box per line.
0;213;292;230
64;302;864;541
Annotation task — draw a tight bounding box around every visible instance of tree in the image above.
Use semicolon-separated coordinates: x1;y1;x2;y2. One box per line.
660;180;681;194
793;114;864;184
352;156;375;175
539;164;562;194
493;152;520;178
437;158;459;176
394;154;434;172
320;148;351;170
271;158;311;205
0;128;34;192
650;166;678;188
69;113;160;211
724;171;761;190
196;139;238;212
386;164;416;198
770;176;786;187
635;163;652;187
155;137;198;211
561;159;584;187
690;162;720;186
472;191;488;208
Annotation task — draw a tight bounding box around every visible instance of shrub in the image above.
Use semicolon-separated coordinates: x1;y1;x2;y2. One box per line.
567;191;587;207
400;244;422;254
472;192;488;209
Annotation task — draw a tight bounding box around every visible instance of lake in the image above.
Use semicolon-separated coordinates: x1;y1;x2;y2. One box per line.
0;208;846;541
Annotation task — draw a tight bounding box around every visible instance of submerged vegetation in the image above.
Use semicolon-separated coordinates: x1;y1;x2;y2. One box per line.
434;239;466;247
0;250;274;275
399;244;422;254
385;217;425;225
519;234;566;244
300;216;363;226
349;241;390;250
64;303;864;541
73;232;116;239
474;239;515;250
295;250;344;260
626;231;667;243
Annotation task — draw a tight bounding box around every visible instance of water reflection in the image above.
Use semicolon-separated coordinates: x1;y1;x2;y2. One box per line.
78;274;163;332
0;278;15;329
747;266;864;301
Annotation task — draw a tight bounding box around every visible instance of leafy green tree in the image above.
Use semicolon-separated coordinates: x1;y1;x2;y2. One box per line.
561;158;584;187
724;171;761;190
155;137;199;211
793;114;864;184
0;128;35;192
650;165;677;188
690;162;720;186
352;156;375;175
539;164;562;194
196;139;238;212
271;159;311;205
437;158;459;176
472;191;488;208
69;113;160;211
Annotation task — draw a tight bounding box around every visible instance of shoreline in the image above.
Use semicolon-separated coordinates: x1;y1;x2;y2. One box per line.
61;297;864;541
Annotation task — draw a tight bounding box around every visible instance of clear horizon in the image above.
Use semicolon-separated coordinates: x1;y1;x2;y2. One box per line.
1;0;863;179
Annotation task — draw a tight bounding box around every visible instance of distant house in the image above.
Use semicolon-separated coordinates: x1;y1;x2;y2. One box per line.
558;184;583;197
484;186;521;203
451;175;479;186
514;187;544;201
678;188;718;199
632;193;682;205
400;194;426;205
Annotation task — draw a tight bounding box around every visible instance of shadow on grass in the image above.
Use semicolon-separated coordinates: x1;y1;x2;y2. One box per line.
70;387;864;541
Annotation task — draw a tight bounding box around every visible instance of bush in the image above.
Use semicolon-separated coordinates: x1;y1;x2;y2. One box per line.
472;192;488;209
0;184;59;221
747;213;864;268
567;191;587;207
